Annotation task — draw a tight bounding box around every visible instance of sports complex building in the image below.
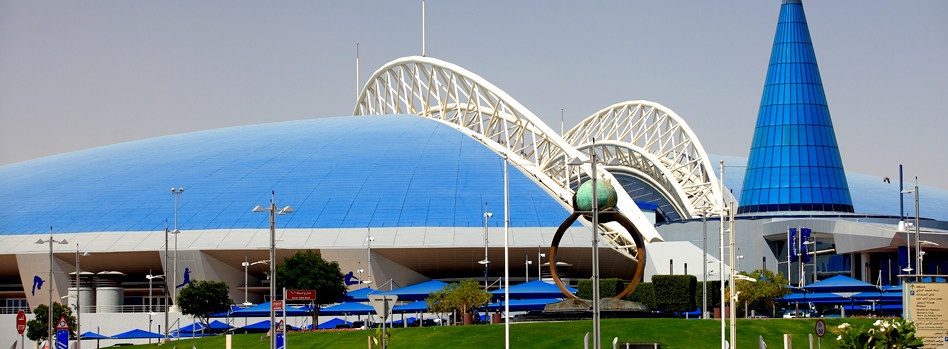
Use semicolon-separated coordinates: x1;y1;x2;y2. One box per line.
1;0;946;344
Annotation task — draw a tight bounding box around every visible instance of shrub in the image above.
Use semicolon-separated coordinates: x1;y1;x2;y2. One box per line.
577;278;625;299
652;275;696;314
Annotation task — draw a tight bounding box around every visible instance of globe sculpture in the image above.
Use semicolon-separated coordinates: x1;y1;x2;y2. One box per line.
573;178;618;212
550;176;646;300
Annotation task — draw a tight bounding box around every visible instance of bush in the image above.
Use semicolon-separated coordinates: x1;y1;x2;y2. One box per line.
695;281;721;309
835;319;923;348
623;282;655;309
652;275;696;314
577;278;625;299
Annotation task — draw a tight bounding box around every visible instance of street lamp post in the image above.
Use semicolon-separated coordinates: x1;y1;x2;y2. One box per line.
252;191;294;349
365;230;375;288
146;270;163;343
567;142;620;349
163;223;169;341
525;254;532;282
73;245;88;349
242;255;251;306
901;182;920;278
170;188;183;311
700;210;708;319
241;258;269;305
537;246;546;282
36;227;67;348
479;206;492;289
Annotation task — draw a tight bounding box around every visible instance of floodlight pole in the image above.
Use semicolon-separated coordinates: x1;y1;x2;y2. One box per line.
719;161;726;349
37;227;67;349
701;211;708;319
75;244;85;349
503;156;510;349
164;223;169;341
253;191;293;349
591;146;601;349
171;188;183;310
537;246;545;282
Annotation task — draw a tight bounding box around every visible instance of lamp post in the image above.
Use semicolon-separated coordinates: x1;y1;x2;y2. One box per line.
479;206;492;293
163;223;169;341
700;209;708;319
366;231;375;286
252;191;294;349
36;227;68;348
567;142;620;349
146;270;163;313
503;155;510;349
170;188;183;311
525;254;532;282
146;269;163;343
901;182;920;278
73;245;88;349
537;246;546;282
241;256;269;306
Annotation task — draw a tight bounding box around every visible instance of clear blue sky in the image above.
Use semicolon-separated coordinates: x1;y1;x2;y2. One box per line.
1;1;946;189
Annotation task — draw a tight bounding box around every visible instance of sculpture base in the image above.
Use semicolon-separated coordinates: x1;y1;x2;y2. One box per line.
544;298;649;313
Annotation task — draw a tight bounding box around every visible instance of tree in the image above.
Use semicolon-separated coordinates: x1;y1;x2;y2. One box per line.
726;269;791;317
26;302;76;343
425;279;491;325
275;250;346;327
177;280;233;329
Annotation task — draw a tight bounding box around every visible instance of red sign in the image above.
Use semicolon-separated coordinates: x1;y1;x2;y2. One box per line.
272;300;284;311
286;290;316;301
815;319;826;338
56;316;69;330
15;310;26;334
276;320;285;333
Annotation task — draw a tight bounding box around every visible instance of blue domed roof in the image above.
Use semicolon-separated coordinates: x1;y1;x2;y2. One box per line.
0;115;571;235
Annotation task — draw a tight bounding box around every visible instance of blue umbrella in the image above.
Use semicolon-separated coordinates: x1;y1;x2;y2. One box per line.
111;329;164;339
230;301;309;317
393;300;428;313
80;331;110;339
381;280;449;301
314;317;353;329
172;332;209;338
320;302;375;315
778;292;850;303
234;320;300;334
491;280;576;299
803;275;877;293
209;305;242;317
388;317;417;325
339;287;384;302
487;298;561;311
172;322;204;333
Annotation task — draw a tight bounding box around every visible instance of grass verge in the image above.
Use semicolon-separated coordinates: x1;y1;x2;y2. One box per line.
130;317;878;348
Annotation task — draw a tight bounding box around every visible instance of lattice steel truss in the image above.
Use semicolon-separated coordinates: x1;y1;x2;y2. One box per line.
354;56;663;252
565;101;725;218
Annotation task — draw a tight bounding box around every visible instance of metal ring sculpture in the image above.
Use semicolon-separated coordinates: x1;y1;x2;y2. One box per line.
549;209;646;299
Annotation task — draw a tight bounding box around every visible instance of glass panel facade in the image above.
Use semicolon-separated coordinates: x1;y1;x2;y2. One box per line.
738;0;853;214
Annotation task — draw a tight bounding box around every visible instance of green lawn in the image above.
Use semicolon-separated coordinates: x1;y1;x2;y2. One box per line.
132;318;878;348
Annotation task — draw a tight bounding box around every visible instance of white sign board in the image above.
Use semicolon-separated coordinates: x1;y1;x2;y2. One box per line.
904;282;948;349
368;295;399;322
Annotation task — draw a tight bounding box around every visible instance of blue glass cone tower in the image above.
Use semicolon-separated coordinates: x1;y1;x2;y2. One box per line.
738;0;853;214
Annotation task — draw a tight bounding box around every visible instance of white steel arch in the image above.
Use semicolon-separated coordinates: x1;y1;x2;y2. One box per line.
354;56;664;248
565;101;725;217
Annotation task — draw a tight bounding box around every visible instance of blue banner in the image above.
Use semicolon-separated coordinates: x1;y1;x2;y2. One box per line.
801;228;812;263
56;329;68;349
789;228;798;262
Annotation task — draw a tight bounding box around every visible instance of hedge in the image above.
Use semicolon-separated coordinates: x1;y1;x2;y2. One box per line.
652;275;697;314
